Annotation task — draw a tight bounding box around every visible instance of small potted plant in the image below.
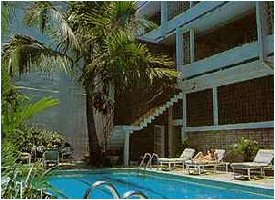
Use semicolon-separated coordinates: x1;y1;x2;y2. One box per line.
228;137;259;162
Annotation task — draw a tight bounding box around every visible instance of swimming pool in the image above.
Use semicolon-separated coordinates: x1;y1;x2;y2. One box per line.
48;169;274;199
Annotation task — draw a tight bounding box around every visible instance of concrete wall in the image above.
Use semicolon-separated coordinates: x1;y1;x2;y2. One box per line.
15;72;88;159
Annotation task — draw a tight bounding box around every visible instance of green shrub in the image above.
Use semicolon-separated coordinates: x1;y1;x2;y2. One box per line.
1;142;51;199
228;137;259;162
15;125;66;152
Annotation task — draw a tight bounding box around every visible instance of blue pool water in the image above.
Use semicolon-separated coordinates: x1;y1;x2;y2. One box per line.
48;169;274;199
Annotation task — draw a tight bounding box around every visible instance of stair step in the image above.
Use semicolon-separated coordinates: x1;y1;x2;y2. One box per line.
108;91;186;148
147;115;154;120
171;97;177;102
140;122;147;127
144;118;151;124
158;107;166;113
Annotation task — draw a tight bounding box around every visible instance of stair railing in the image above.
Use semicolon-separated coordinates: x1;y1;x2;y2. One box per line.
149;153;159;170
139;153;152;169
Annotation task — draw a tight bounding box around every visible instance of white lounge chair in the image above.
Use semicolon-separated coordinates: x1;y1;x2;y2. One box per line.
185;149;229;174
158;148;195;170
231;149;274;180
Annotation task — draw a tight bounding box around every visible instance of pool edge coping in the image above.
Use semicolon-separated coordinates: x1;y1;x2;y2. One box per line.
51;167;274;190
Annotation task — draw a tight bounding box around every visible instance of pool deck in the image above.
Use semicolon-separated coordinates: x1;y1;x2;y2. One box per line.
57;162;274;189
145;168;274;189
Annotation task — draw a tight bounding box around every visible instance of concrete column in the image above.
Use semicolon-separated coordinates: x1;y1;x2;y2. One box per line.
256;2;269;62
213;87;219;125
123;131;130;167
176;28;183;71
190;28;195;63
161;1;168;36
181;93;187;138
161;1;168;25
168;107;173;157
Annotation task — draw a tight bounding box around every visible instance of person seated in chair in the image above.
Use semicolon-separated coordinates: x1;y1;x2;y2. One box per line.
61;142;74;159
193;146;218;162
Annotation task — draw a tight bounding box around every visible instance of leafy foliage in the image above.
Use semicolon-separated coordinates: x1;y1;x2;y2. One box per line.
1;79;59;137
2;1;180;167
1;34;72;75
1;2;64;198
228;137;260;162
12;125;66;153
1;1;16;37
1;69;60;198
1;142;55;199
6;1;179;113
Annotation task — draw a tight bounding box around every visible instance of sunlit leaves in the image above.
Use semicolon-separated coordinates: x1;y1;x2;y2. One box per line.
2;96;59;134
2;34;72;75
24;1;80;52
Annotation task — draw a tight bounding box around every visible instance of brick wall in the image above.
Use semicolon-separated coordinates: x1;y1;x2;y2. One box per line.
218;75;274;124
186;89;213;127
186;75;273;126
264;1;274;34
186;128;274;154
185;75;274;161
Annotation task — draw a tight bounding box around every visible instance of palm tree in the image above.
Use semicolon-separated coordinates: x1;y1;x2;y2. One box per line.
1;2;61;138
3;1;179;167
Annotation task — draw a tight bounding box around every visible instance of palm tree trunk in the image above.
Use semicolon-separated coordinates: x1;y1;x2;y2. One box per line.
86;90;105;167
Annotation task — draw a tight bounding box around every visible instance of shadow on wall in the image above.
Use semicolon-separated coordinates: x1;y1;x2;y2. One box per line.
15;72;88;160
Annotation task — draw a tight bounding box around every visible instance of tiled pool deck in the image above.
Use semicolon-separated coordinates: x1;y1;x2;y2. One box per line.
146;167;274;189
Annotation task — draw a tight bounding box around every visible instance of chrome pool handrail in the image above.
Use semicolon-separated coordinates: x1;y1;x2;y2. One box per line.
83;181;120;199
139;153;152;169
83;180;150;199
122;191;148;199
149;153;159;169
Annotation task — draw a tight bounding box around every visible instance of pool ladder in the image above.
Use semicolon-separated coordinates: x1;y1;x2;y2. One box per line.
139;153;159;170
83;181;148;199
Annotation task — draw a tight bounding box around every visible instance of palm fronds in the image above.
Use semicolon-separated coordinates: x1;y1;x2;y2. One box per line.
85;30;178;92
2;96;59;135
24;1;80;52
1;1;16;36
2;34;72;75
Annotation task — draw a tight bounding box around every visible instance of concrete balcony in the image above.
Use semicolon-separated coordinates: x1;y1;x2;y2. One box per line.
139;1;255;43
181;35;274;79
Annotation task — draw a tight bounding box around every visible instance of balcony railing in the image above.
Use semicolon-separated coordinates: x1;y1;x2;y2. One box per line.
167;1;190;21
139;2;255;43
264;1;274;34
181;35;274;79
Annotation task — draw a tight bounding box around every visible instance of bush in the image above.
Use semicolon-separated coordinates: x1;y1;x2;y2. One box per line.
1;142;53;199
13;125;66;153
228;137;259;162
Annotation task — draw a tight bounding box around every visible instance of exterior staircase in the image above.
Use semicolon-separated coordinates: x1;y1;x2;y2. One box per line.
132;91;183;131
107;92;183;150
